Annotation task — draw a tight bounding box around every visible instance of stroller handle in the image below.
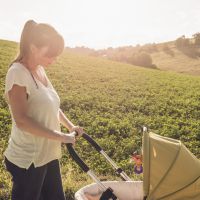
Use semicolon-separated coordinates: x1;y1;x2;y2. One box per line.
66;132;102;172
66;132;132;181
66;132;121;199
82;133;102;152
66;142;89;172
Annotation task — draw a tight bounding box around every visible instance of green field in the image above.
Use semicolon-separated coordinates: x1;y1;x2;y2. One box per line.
0;39;200;199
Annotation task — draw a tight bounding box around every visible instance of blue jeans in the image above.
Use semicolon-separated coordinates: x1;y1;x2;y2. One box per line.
5;157;66;200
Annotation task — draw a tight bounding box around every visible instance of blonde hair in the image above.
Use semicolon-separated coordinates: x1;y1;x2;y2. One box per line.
11;19;64;65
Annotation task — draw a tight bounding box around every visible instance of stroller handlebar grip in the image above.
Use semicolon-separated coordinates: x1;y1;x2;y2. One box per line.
66;132;102;173
66;143;89;172
82;133;102;152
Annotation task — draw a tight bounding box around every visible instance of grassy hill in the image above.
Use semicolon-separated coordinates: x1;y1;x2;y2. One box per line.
0;39;200;199
93;40;200;76
151;41;200;76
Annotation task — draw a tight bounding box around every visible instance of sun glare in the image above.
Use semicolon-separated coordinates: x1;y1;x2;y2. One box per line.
0;0;200;49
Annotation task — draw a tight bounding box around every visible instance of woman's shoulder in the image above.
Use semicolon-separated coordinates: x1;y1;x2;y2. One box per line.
6;62;32;84
7;62;30;76
5;62;32;98
9;62;29;71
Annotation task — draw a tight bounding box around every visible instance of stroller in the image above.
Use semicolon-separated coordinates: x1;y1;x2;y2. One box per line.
67;128;200;200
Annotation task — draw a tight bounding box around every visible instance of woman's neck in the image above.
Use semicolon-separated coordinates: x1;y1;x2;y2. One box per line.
20;57;39;72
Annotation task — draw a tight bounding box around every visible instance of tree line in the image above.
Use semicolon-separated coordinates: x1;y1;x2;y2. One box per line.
175;33;200;58
64;32;200;69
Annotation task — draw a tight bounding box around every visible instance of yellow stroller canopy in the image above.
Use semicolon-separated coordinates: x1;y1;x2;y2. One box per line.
143;132;200;200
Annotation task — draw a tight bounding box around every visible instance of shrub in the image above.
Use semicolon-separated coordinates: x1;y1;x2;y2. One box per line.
129;52;156;68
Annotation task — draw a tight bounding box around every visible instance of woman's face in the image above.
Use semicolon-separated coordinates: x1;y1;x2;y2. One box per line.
33;45;57;67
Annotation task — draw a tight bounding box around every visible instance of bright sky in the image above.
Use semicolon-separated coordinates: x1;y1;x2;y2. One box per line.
0;0;200;49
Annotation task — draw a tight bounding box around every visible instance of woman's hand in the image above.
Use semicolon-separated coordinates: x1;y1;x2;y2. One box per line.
70;126;84;137
60;132;76;145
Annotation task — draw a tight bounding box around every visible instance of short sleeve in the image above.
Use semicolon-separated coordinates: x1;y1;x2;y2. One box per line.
4;64;31;102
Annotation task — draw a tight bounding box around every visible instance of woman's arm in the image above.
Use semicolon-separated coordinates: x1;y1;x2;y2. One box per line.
59;109;75;132
59;109;84;136
8;84;75;144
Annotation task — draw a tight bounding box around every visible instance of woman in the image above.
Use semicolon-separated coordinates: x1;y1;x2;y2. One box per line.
4;19;83;200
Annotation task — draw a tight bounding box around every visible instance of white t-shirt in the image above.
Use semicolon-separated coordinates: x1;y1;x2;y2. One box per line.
4;62;62;169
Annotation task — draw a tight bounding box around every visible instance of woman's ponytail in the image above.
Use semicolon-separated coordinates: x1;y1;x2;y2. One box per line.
10;20;37;66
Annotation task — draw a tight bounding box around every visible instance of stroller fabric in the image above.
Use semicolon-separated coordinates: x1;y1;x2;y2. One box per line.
143;132;200;200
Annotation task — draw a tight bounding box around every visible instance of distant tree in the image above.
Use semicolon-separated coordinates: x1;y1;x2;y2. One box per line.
175;35;199;58
135;52;152;67
107;47;113;50
193;33;200;46
129;52;156;68
175;35;190;48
